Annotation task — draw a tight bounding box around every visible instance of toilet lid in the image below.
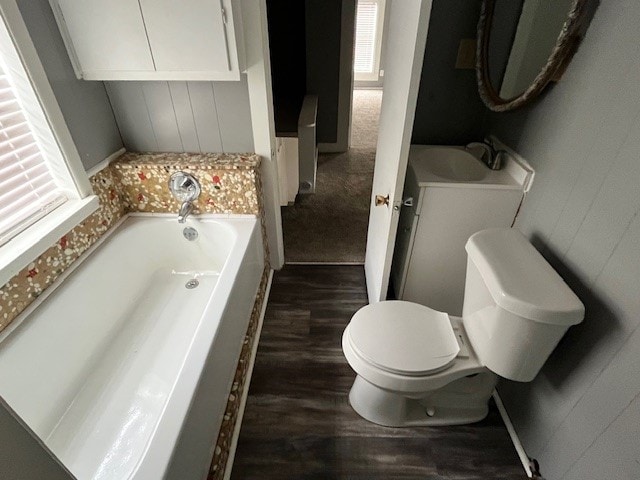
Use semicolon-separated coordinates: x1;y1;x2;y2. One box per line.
347;301;460;376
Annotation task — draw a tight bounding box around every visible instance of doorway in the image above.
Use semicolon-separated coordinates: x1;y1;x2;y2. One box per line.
278;0;386;264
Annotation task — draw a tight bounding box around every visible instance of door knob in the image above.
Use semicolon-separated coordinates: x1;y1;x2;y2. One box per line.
375;194;389;207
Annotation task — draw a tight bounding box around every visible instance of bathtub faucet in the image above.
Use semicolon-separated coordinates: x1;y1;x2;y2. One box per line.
168;171;201;224
178;201;194;223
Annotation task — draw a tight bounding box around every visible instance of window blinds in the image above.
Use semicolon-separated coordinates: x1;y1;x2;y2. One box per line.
0;63;65;247
354;1;379;74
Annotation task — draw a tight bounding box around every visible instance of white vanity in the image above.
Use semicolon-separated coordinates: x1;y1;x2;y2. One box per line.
390;143;534;316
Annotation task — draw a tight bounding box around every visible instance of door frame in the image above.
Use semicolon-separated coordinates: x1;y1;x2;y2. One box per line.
247;0;432;277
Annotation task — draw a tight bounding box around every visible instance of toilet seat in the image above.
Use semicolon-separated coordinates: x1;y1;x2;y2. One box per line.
346;301;460;377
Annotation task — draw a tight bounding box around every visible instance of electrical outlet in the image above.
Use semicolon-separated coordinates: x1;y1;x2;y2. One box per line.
455;39;477;69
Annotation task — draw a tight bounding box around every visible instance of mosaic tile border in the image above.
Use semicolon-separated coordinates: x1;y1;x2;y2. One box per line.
112;153;261;216
208;267;270;480
0;167;125;331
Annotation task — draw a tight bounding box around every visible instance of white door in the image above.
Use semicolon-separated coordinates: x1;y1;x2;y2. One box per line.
364;0;432;302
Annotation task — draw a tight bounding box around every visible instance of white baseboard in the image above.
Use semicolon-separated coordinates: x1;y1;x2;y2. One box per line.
493;390;535;478
223;269;274;480
285;261;364;266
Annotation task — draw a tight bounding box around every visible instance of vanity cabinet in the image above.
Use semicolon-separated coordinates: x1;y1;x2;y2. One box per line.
390;145;532;317
49;0;243;81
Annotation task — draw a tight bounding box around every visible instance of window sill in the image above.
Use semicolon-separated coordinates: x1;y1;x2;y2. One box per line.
0;196;99;287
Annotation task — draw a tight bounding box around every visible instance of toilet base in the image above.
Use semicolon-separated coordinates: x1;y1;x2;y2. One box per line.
348;372;497;427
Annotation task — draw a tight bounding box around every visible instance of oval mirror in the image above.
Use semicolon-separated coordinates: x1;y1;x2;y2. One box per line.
477;0;588;112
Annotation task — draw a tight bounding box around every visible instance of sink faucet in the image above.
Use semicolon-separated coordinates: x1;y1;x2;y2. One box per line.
177;201;194;223
466;140;505;170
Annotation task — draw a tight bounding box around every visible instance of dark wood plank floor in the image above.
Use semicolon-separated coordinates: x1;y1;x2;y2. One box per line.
232;266;526;479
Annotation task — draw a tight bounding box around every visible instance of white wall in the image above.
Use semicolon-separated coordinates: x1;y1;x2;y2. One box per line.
106;78;254;153
487;1;640;478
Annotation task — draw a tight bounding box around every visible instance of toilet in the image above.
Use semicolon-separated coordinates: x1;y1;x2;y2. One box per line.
342;228;584;427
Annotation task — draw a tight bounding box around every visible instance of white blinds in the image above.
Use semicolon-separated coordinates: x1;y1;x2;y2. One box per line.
0;63;65;247
354;1;379;74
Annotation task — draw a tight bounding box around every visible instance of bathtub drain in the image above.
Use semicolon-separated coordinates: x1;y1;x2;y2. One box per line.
185;279;199;289
183;227;198;241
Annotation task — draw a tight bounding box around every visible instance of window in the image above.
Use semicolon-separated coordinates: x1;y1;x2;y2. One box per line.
353;0;385;82
0;58;67;246
0;0;97;286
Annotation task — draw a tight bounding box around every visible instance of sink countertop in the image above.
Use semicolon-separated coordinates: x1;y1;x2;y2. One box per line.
409;144;531;190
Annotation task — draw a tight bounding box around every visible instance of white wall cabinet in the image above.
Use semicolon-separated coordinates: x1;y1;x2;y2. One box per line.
49;0;243;81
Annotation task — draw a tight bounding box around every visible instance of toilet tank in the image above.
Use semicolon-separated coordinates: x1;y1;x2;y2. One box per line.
461;229;584;382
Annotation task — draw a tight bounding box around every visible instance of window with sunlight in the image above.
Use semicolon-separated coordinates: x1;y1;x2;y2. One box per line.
354;0;385;82
0;56;66;246
0;4;96;287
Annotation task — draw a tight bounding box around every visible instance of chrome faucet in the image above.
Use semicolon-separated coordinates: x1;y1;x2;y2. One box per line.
177;201;194;223
168;171;201;223
466;140;505;170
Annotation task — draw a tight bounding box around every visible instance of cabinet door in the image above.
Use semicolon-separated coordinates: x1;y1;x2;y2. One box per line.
54;0;155;76
139;0;230;73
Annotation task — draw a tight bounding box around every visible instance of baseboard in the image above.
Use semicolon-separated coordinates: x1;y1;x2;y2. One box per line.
493;390;539;478
222;269;274;480
317;142;348;153
285;261;365;266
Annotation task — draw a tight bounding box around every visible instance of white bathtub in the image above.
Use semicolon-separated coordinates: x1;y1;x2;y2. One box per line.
0;215;264;480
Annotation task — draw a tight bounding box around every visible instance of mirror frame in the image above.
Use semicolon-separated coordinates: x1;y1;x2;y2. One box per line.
476;0;588;112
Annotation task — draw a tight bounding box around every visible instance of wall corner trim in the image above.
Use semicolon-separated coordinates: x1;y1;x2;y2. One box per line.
86;147;126;177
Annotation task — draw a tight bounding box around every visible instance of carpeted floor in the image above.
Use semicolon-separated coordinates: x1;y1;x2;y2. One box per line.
282;90;382;263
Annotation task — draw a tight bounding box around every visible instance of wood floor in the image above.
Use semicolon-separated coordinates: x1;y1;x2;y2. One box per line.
231;266;526;479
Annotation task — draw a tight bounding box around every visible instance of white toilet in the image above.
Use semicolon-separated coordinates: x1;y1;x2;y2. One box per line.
342;228;584;427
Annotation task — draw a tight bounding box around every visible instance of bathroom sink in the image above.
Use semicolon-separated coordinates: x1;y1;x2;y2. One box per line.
421;147;488;181
408;144;533;190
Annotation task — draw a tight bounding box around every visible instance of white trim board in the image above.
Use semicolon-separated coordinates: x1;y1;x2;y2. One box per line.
223;268;274;480
242;0;284;269
493;390;536;478
285;261;365;266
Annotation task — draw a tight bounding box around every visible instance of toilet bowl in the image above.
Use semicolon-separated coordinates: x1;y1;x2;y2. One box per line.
342;228;585;427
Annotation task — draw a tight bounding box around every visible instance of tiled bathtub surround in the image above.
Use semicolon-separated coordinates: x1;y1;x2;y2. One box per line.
0;167;125;332
1;151;268;478
0;152;263;333
112;152;261;215
209;267;270;480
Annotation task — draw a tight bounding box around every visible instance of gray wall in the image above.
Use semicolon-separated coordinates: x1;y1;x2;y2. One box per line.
0;398;72;480
411;0;486;145
305;0;354;147
105;78;254;153
486;1;640;478
17;0;123;171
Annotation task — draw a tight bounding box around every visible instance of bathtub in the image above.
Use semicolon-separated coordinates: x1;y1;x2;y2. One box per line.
0;214;264;480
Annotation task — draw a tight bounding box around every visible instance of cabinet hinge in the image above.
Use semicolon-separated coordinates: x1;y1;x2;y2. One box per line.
221;7;227;24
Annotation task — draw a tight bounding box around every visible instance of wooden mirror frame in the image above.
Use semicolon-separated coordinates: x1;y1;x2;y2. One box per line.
476;0;588;112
